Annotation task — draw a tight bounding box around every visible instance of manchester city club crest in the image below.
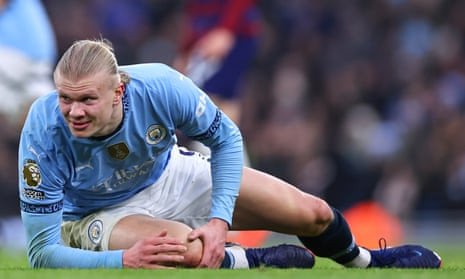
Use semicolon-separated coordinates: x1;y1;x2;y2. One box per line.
87;219;104;245
22;159;42;187
146;124;167;145
107;142;130;160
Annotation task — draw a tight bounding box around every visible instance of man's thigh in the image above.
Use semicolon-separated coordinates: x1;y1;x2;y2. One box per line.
109;214;197;250
232;167;331;234
61;207;148;251
61;207;204;252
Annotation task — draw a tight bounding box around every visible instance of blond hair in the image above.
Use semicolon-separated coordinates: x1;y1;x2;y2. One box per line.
54;39;128;87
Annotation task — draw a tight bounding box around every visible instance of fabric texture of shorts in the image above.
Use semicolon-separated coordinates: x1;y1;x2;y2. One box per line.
61;145;212;251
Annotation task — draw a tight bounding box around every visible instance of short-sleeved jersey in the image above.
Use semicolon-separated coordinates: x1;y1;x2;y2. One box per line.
18;63;243;268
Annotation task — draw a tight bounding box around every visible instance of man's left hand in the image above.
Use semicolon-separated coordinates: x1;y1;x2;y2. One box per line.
187;218;229;268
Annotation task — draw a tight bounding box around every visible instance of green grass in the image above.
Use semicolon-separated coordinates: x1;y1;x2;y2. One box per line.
1;245;464;279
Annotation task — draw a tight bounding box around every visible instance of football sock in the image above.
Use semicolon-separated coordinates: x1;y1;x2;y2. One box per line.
345;247;371;268
298;207;370;267
220;245;249;269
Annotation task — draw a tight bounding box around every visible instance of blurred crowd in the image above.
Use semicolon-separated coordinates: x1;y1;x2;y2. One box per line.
2;0;465;230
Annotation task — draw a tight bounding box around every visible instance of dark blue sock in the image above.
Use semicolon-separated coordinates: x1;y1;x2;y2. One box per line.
220;250;232;268
298;207;360;265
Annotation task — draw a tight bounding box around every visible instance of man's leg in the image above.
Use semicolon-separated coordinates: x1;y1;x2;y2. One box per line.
109;214;314;269
232;167;441;269
109;215;203;266
296;207;442;268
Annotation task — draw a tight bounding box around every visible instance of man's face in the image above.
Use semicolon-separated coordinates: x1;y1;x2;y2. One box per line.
56;72;122;138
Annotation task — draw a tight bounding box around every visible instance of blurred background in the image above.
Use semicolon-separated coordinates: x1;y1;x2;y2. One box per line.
1;0;465;252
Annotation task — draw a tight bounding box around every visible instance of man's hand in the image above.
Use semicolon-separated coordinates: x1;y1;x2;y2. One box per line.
187;218;229;268
122;230;187;269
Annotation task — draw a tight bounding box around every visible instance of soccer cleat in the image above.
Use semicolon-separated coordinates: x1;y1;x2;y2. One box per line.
245;244;315;268
369;239;442;268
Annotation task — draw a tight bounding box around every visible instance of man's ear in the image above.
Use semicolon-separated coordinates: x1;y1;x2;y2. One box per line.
114;83;124;104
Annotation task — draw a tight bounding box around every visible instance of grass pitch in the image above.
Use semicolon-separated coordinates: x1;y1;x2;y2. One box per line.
1;244;463;279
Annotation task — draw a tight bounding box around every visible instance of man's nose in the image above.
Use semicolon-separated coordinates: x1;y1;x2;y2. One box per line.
69;102;85;117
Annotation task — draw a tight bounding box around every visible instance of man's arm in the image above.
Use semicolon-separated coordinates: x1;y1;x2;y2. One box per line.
167;68;244;226
21;209;123;268
18;104;123;268
22;209;187;268
163;66;244;267
187;108;243;268
191;109;243;226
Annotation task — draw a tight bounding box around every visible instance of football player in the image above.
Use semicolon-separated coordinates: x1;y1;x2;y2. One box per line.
18;39;441;269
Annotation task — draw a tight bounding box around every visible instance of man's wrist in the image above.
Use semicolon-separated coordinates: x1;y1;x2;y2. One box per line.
209;217;230;230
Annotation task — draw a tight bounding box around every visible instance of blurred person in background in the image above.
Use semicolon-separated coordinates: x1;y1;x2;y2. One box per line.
173;0;261;164
0;0;57;125
0;0;56;250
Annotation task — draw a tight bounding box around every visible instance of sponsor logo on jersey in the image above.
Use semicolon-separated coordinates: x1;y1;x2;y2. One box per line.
107;142;130;160
192;109;222;141
88;219;104;245
196;92;207;117
22;189;45;200
22;159;41;187
20;200;63;214
146;124;167;145
91;159;155;192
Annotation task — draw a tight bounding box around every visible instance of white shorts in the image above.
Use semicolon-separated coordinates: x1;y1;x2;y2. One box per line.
61;145;212;251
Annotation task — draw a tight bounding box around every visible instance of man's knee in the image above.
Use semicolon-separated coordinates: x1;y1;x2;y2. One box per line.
181;238;203;267
314;198;334;225
301;197;334;236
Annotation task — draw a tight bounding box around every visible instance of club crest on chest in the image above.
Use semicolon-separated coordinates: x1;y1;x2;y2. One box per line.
146;124;167;145
107;142;130;160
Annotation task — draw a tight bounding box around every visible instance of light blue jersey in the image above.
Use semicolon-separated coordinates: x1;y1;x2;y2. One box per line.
18;63;243;268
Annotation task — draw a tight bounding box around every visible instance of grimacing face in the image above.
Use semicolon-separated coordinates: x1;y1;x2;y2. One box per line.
56;72;123;138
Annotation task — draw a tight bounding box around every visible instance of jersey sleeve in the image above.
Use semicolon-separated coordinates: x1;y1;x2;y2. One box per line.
21;211;123;268
159;66;243;226
18;103;123;268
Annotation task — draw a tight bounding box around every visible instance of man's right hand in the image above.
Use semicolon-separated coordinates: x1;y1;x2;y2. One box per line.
122;230;187;269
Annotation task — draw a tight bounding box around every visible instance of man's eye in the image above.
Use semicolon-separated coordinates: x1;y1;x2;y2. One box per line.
60;96;71;103
83;97;96;104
